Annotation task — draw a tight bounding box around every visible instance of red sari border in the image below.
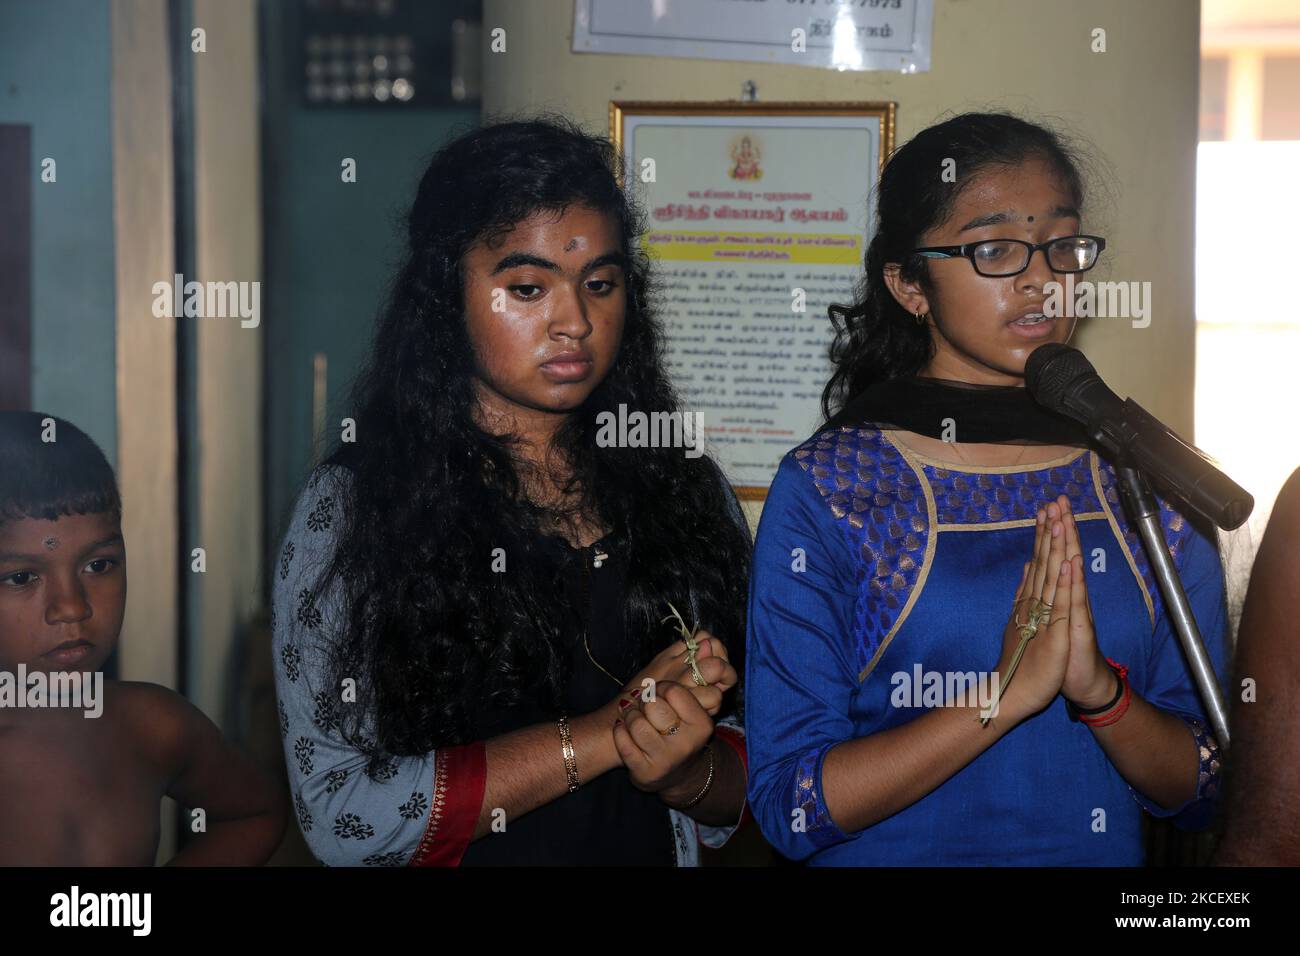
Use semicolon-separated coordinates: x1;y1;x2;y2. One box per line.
408;740;487;867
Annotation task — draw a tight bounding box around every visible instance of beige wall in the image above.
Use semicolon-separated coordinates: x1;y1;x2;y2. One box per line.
482;0;1202;527
110;0;262;861
112;0;178;688
111;0;179;864
191;0;263;731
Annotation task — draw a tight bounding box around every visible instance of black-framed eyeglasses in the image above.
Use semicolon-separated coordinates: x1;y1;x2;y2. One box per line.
909;235;1106;277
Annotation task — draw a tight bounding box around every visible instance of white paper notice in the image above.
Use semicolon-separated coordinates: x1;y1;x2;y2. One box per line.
576;0;933;74
623;112;885;491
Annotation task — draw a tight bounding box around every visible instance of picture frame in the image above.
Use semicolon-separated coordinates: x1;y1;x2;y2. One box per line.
610;101;895;499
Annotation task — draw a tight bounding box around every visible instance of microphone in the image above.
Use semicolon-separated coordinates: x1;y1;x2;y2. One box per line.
1025;344;1253;531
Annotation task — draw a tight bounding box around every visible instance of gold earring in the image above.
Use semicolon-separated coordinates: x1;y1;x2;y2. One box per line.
915;309;929;326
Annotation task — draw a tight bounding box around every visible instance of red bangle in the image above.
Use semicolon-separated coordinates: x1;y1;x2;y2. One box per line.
1080;659;1131;728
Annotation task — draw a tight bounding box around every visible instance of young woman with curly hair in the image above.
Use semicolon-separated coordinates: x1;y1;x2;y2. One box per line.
273;118;751;866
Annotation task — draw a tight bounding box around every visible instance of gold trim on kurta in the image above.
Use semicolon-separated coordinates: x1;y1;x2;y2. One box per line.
937;512;1108;532
880;430;1089;473
859;439;937;683
1090;451;1154;627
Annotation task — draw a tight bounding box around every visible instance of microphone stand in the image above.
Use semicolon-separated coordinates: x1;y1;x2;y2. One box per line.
1114;459;1231;745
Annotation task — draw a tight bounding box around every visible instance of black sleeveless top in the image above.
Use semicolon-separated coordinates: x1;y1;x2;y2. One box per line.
458;530;679;866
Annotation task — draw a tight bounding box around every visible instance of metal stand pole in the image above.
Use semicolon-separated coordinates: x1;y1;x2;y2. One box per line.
1115;463;1230;745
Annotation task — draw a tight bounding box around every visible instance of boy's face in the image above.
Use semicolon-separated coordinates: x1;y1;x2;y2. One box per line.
0;512;126;673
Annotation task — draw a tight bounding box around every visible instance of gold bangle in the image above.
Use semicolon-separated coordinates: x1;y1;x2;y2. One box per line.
558;714;579;793
681;744;715;809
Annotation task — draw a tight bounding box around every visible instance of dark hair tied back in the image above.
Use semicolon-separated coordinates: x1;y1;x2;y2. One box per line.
822;111;1088;417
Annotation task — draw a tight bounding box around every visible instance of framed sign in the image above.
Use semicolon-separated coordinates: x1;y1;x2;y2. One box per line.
576;0;933;74
611;101;894;499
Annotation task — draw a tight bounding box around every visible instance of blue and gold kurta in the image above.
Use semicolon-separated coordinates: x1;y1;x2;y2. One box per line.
745;424;1227;865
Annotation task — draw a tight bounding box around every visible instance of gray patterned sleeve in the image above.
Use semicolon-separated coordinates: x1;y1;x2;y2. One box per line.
272;466;437;866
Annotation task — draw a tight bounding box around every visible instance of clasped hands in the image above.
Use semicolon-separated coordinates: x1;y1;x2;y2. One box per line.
609;622;738;806
985;495;1119;725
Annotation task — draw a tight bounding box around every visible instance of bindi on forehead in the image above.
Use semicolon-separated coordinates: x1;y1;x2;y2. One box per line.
0;513;123;560
561;230;592;254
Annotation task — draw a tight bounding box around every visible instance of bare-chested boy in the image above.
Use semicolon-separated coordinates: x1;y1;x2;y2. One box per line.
0;411;285;865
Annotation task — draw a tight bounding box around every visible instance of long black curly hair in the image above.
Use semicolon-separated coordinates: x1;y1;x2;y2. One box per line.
314;116;751;756
822;111;1090;418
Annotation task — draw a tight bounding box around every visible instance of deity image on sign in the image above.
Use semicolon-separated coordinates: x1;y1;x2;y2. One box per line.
729;135;763;180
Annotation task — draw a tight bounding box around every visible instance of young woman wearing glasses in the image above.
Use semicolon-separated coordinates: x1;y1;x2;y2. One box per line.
744;112;1229;865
